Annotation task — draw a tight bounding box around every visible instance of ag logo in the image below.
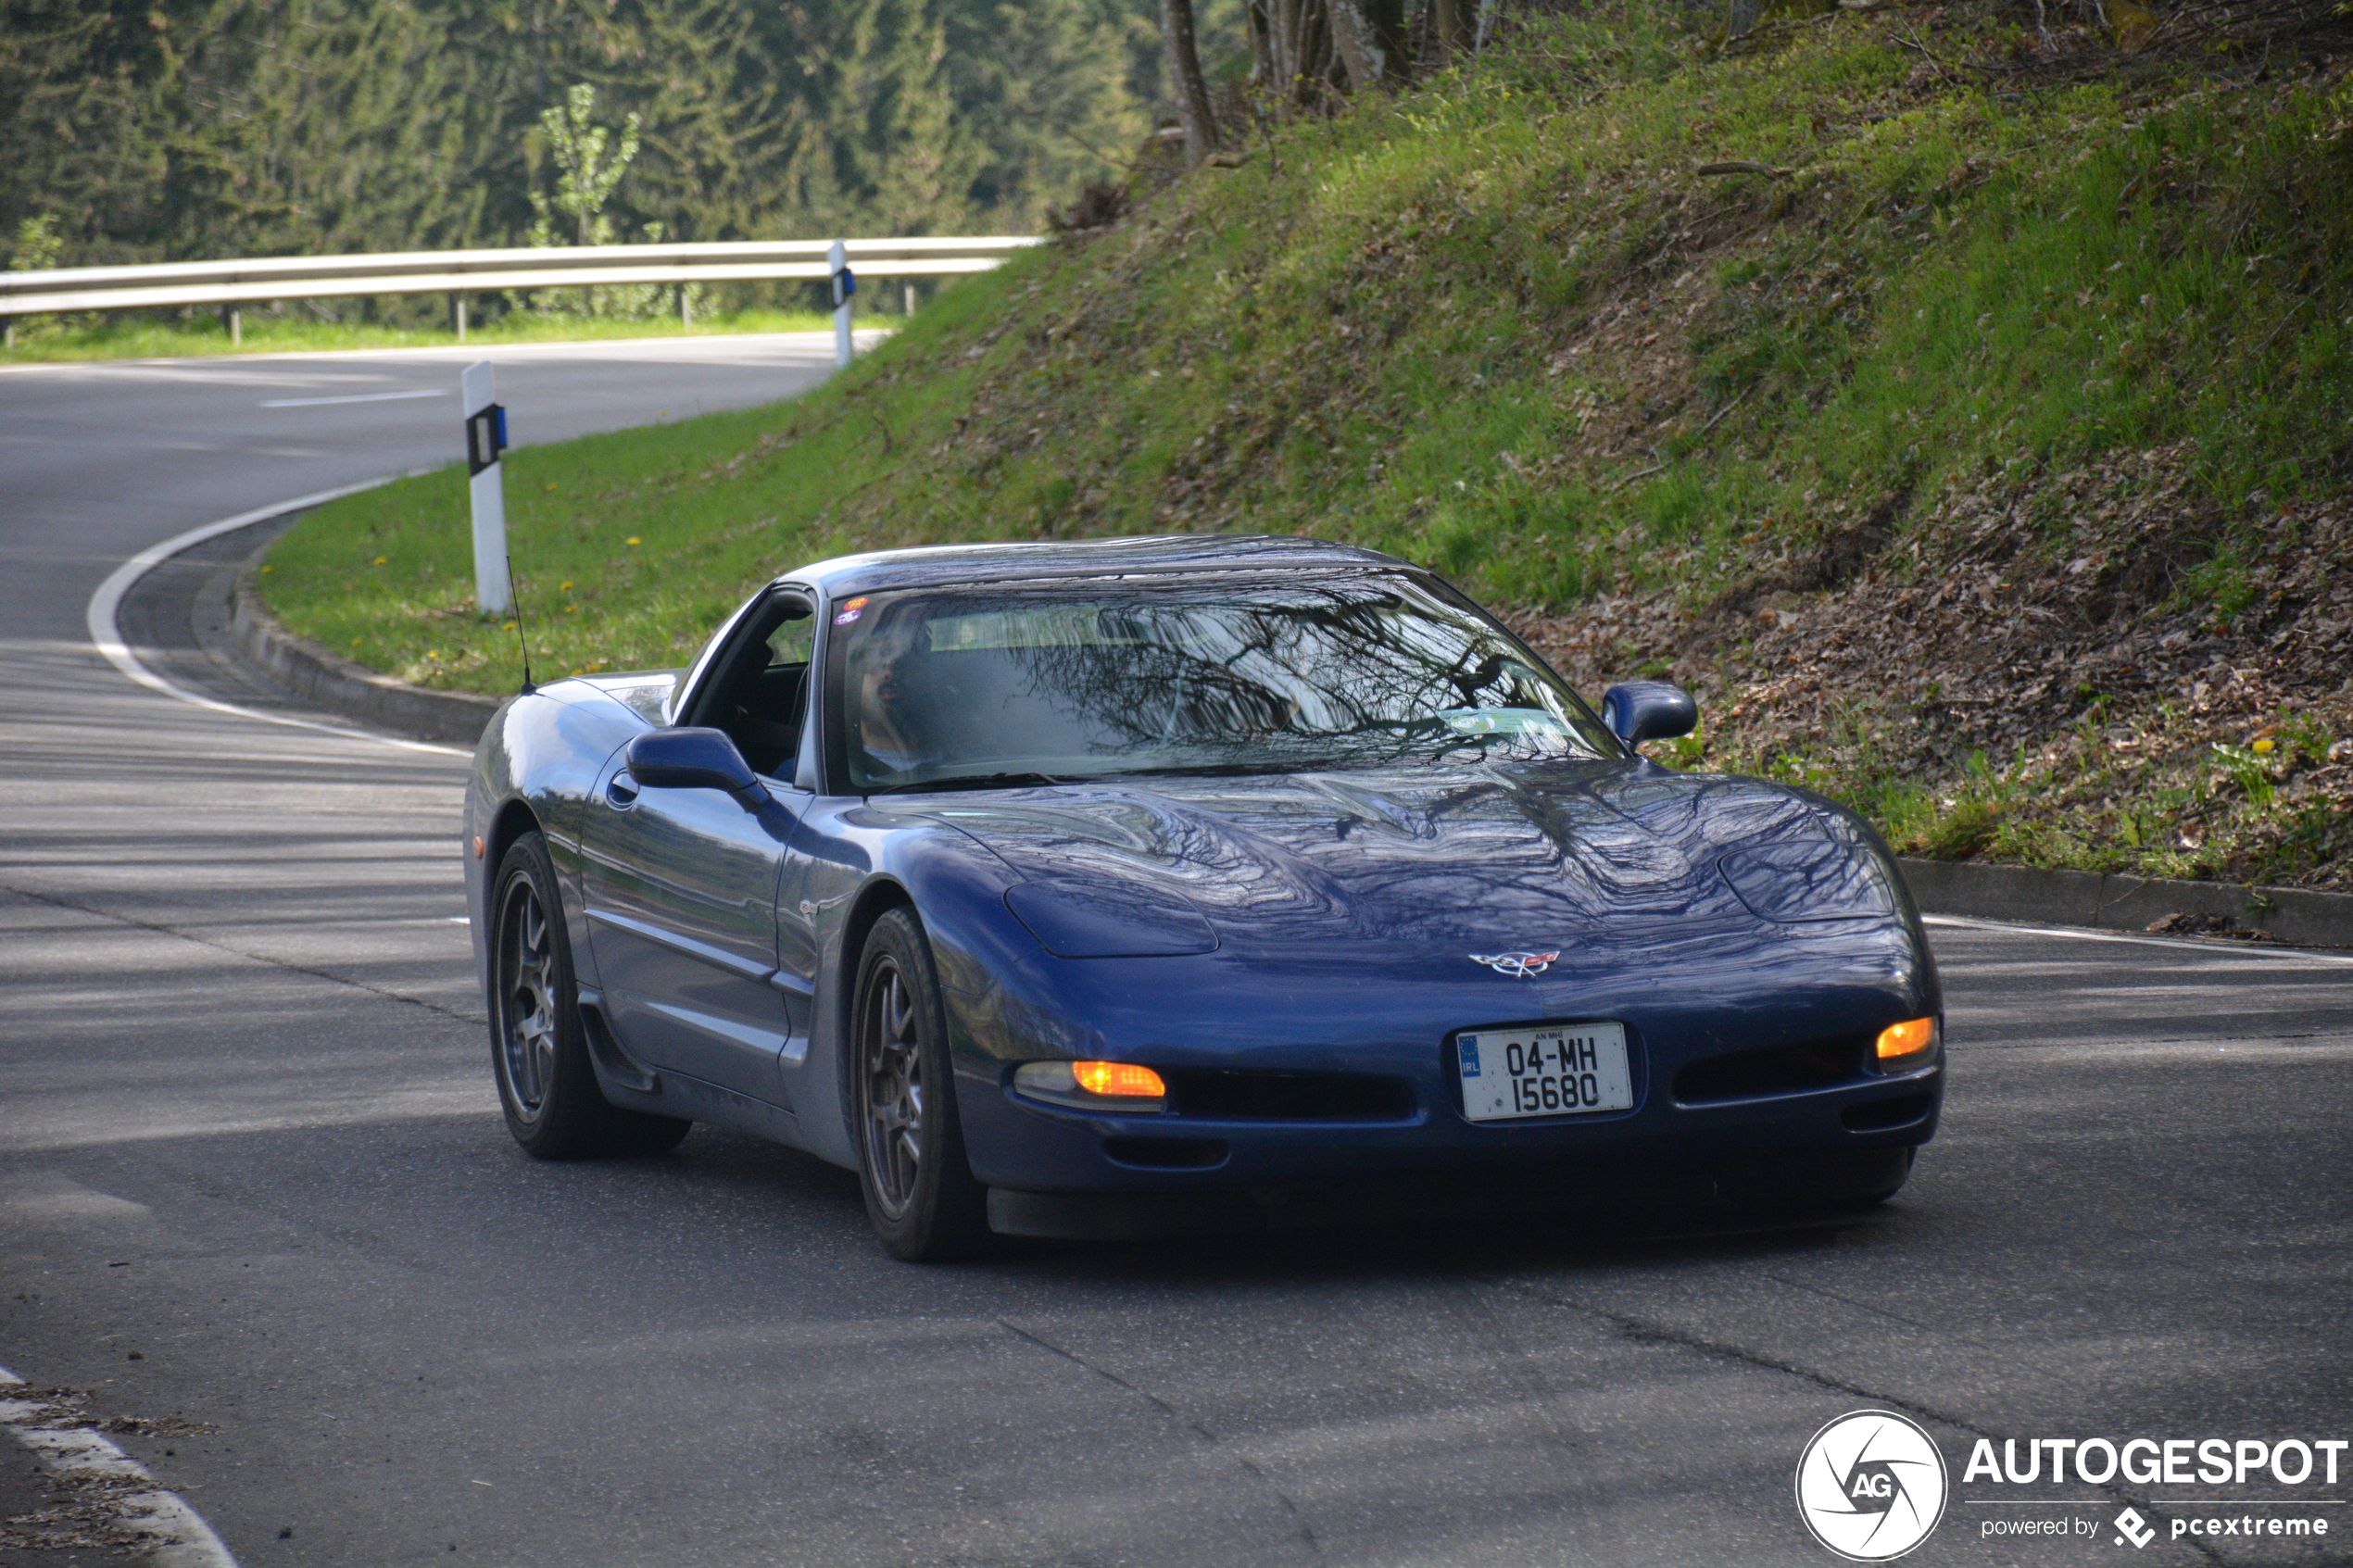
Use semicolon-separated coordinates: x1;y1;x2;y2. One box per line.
1795;1410;1949;1562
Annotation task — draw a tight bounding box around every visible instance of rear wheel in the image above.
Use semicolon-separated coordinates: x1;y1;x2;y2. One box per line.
490;831;690;1159
851;908;990;1261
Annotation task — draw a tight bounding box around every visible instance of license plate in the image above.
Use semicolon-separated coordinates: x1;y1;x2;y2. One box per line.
1455;1022;1634;1123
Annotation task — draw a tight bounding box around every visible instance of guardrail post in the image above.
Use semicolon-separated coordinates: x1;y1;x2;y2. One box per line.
829;239;854;369
453;295;467;344
463;361;511;617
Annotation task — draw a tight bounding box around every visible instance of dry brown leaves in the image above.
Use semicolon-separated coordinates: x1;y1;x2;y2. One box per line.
1509;442;2353;887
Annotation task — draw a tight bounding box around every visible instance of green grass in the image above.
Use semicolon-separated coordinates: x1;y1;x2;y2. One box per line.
260;399;862;683
263;6;2353;885
0;305;851;363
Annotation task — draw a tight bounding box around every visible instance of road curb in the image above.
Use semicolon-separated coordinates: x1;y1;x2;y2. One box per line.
1897;857;2353;949
230;546;499;749
210;519;2353;948
1;1368;240;1568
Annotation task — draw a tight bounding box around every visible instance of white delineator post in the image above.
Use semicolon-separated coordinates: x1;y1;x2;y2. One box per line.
829;239;855;369
463;360;511;617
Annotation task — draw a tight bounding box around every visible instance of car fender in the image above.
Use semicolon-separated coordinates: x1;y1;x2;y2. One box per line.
1777;784;1943;1015
786;803;1113;1172
469;681;662;997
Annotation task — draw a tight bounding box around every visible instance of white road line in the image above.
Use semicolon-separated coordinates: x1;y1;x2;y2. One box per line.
1922;912;2353;964
83;479;469;758
0;1362;242;1568
259;389;447;408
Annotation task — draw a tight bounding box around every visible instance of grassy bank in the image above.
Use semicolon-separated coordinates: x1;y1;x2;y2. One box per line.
265;2;2353;893
0;306;845;363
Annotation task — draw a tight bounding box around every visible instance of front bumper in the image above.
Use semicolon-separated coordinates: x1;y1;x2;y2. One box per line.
963;1057;1941;1192
944;931;1944;1208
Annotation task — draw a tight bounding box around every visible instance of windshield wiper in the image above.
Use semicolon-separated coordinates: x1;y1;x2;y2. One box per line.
870;771;1080;795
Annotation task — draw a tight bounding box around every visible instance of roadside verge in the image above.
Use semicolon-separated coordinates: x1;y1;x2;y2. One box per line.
228;550;497;749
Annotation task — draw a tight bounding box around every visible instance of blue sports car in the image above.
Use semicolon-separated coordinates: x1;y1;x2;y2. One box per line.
464;535;1942;1259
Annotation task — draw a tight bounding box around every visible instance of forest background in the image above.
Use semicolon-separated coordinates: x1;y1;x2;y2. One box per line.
0;0;1252;314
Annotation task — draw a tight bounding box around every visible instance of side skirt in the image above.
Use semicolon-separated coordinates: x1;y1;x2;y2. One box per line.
579;987;803;1147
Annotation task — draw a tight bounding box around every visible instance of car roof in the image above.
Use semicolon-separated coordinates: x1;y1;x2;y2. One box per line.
774;534;1417;597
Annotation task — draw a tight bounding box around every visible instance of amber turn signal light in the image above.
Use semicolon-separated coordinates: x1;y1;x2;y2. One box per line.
1013;1059;1167;1110
1876;1017;1938;1061
1073;1060;1166;1098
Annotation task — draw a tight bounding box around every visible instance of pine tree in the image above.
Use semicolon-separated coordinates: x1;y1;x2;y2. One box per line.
0;0;1202;275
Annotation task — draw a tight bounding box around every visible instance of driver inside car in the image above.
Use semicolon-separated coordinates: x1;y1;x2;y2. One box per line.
851;614;935;778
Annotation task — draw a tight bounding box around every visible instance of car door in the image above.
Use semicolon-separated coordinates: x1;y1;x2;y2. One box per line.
577;595;817;1108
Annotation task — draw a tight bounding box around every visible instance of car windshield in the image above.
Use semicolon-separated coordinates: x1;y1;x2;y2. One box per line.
831;573;1618;791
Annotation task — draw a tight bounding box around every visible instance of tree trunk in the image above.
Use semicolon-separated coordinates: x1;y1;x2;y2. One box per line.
1267;0;1342;102
1158;0;1222;166
1331;0;1398;93
1432;0;1471;61
1368;0;1408;71
1268;0;1298;96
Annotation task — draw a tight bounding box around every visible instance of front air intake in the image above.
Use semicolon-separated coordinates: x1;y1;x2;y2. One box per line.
1102;1136;1228;1169
1672;1035;1868;1104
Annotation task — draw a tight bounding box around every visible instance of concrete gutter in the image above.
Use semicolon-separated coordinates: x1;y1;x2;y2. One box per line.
230;549;499;750
228;543;2353;949
1896;857;2353;948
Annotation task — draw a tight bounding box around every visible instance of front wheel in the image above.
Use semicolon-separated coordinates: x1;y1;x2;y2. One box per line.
1724;1148;1915;1215
489;831;690;1159
851;908;990;1261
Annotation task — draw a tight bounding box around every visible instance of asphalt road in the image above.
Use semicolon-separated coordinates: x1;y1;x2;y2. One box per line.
3;338;2350;1568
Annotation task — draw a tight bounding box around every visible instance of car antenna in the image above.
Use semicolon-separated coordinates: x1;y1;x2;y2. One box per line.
505;552;536;695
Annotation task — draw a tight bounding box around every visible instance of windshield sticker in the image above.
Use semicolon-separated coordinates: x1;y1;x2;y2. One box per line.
834;596;868;626
1439;707;1571;737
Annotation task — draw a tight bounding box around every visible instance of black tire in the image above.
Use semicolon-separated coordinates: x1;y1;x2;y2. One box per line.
850;907;991;1261
1825;1147;1916;1207
489;832;692;1159
1728;1148;1915;1215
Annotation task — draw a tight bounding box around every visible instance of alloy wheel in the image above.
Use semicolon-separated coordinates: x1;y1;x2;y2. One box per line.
861;959;924;1218
497;880;558;1120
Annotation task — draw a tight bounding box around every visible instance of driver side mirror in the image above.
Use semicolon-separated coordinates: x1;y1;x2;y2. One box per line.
626;727;770;808
1601;681;1698;745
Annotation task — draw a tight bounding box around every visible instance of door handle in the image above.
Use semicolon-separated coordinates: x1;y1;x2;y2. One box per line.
607;771;639;807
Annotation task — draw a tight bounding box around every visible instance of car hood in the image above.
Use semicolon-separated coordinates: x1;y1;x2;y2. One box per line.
910;760;1898;957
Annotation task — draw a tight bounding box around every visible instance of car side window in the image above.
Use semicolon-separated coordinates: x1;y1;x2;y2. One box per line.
686;594;814;780
766;615;813;669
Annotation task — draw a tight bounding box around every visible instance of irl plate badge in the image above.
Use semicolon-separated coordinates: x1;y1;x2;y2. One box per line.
1467;950;1559;978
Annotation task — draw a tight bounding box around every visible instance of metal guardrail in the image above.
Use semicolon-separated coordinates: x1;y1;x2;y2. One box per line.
0;236;1042;317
